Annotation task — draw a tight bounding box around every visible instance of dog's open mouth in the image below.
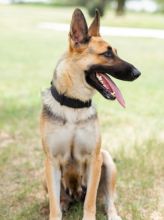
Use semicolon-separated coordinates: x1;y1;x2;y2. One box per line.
86;72;125;108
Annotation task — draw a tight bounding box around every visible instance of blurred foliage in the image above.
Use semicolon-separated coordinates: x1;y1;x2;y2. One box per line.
52;0;127;17
85;0;107;17
116;0;126;15
52;0;164;16
156;0;164;12
50;0;86;6
51;0;108;16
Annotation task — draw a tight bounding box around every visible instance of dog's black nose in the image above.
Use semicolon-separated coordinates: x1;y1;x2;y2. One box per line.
132;68;141;80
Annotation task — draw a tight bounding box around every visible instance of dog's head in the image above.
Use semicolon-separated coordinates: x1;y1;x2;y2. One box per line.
54;8;141;107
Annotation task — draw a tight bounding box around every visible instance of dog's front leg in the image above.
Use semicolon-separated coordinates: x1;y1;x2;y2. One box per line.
82;152;103;220
45;158;62;220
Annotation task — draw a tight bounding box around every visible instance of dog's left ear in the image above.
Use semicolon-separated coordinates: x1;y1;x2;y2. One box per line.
88;9;100;37
69;8;89;47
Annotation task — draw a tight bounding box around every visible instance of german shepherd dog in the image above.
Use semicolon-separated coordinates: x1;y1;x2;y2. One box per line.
40;9;141;220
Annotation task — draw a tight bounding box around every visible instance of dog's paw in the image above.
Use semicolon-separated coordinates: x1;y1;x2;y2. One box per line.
49;214;62;220
108;215;122;220
82;212;96;220
82;217;95;220
50;218;62;220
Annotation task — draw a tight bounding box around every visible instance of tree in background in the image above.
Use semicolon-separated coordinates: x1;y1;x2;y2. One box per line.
86;0;108;17
156;0;164;12
116;0;126;15
83;0;127;17
52;0;128;17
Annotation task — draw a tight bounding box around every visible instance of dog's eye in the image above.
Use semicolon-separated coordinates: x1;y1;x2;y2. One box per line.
103;50;113;58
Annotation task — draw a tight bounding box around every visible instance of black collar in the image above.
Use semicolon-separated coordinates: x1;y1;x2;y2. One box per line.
50;85;92;109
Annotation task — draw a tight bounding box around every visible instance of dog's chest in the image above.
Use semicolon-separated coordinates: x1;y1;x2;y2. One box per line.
49;122;97;158
44;104;99;162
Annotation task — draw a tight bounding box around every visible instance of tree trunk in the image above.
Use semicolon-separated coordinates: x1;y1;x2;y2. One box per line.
116;0;126;15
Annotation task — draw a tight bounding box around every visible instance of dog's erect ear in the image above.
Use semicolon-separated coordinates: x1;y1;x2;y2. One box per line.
69;8;89;46
88;9;100;37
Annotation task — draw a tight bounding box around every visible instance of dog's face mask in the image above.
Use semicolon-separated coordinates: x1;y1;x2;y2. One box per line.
69;9;141;107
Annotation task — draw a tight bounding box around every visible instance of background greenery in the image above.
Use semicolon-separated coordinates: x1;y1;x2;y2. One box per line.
0;4;164;220
48;0;164;16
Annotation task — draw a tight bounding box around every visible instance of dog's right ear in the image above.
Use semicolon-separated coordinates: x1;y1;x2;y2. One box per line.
69;8;89;48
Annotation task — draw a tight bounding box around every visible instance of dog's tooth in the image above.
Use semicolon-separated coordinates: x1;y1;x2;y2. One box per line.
111;92;115;96
96;74;102;81
97;77;103;83
96;74;105;86
98;76;102;81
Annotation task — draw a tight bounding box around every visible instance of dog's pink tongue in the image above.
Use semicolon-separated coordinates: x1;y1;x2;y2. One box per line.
100;73;126;108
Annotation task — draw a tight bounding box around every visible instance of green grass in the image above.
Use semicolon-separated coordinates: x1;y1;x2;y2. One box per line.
0;4;164;220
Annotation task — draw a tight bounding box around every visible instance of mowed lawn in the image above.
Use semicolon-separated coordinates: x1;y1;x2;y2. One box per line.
0;4;164;220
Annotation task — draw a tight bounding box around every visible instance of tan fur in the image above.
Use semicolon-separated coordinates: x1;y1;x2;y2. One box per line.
40;9;122;220
52;38;116;103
